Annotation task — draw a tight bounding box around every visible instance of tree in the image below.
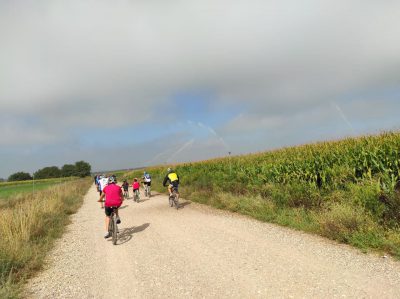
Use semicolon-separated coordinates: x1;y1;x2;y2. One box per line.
34;166;61;179
61;164;76;177
74;161;91;177
8;172;33;181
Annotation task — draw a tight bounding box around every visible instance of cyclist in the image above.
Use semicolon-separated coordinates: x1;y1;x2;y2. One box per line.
163;168;179;197
142;171;152;194
98;175;109;208
98;175;124;239
132;178;140;200
121;179;129;198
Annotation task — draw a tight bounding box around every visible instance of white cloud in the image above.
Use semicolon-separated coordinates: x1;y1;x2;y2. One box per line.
0;0;399;176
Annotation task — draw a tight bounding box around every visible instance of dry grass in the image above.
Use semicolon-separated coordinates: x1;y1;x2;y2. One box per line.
0;179;91;299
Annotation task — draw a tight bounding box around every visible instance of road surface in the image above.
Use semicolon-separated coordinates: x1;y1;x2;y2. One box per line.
26;185;400;298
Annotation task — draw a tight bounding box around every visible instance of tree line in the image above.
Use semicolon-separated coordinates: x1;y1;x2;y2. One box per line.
7;161;91;182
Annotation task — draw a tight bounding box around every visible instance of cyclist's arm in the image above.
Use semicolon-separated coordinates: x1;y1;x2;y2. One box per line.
98;192;105;202
162;175;168;187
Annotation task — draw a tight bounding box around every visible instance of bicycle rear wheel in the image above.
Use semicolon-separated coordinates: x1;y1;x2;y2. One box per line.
109;215;114;238
112;214;118;245
174;193;179;210
135;190;140;202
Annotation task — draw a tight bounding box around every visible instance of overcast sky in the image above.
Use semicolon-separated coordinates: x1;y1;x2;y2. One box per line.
1;0;399;178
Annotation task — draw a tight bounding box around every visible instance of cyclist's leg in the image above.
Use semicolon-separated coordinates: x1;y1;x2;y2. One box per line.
104;207;112;238
99;190;104;208
172;182;179;197
105;216;110;231
168;184;172;196
115;208;121;224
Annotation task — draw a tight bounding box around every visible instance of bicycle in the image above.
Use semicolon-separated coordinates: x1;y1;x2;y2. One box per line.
144;184;151;198
123;189;129;199
108;207;119;245
134;189;140;202
169;187;179;210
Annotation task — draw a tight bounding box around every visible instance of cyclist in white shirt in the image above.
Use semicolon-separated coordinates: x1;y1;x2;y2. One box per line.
98;175;109;208
142;171;152;186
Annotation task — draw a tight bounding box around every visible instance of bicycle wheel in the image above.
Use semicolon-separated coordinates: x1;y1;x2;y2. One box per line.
148;186;151;197
174;192;179;210
135;190;139;202
109;214;114;238
169;195;174;207
112;214;118;245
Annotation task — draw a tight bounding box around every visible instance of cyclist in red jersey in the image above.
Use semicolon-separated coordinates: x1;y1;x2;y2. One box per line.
98;175;124;238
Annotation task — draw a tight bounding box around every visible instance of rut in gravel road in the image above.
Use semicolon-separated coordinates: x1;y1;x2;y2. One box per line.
27;185;400;298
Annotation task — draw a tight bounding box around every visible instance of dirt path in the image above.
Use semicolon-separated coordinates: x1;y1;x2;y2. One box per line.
26;186;400;298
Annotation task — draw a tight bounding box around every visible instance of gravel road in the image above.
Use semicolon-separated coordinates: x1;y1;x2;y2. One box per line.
26;185;400;298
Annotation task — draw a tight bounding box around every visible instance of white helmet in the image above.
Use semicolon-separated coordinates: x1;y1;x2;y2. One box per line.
108;175;116;184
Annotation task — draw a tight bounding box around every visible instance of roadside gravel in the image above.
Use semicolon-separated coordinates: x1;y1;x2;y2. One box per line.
26;186;400;298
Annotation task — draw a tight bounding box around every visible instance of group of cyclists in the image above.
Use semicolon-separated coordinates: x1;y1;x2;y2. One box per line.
94;168;180;239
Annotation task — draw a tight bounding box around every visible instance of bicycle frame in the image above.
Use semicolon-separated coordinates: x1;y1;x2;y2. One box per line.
134;189;140;202
169;187;179;209
144;184;151;197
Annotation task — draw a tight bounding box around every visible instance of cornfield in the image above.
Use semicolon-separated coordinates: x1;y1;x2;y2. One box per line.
144;132;400;194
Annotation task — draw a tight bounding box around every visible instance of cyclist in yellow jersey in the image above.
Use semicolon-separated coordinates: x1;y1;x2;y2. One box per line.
162;168;180;197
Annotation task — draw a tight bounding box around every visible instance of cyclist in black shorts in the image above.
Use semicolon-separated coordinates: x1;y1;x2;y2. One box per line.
121;179;129;198
163;168;179;197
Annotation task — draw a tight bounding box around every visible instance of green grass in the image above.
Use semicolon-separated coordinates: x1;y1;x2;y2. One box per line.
0;178;80;210
0;177;77;187
0;182;58;199
0;178;91;298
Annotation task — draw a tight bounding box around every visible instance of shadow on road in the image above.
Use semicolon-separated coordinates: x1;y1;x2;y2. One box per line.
138;198;151;203
178;201;191;209
119;205;129;210
116;223;151;245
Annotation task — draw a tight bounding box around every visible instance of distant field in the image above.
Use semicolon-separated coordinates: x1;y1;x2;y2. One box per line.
0;177;77;199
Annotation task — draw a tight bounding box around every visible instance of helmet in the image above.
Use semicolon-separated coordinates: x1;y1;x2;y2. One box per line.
167;168;173;173
108;175;116;184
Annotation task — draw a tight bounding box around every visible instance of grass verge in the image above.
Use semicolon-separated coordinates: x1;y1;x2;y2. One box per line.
124;169;400;259
182;186;400;259
0;178;91;299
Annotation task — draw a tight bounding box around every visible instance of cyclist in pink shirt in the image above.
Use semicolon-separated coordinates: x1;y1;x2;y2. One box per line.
132;178;140;192
98;175;124;238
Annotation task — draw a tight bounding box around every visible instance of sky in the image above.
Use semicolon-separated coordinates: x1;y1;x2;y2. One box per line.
1;0;400;179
